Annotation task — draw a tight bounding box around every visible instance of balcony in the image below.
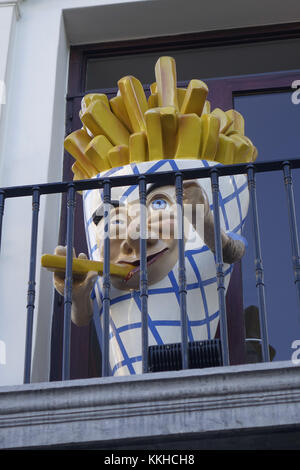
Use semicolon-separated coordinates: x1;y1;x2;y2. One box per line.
0;159;300;449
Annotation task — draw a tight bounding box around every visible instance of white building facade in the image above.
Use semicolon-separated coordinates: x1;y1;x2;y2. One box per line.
0;0;300;387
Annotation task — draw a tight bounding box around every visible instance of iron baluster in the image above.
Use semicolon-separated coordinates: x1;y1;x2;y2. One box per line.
24;187;40;384
247;165;270;362
210;169;229;366
282;161;300;313
175;172;189;370
102;179;111;377
139;176;149;373
62;184;76;380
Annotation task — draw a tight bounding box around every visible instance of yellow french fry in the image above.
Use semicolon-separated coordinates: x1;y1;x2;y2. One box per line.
199;114;220;160
252;145;258;161
85;135;113;172
81;93;109;114
211;108;233;134
237;135;258;162
155;56;179;110
41;254;134;279
108;144;130;167
160;106;178;157
177;88;187;110
72;161;90;180
215;134;235;165
148;93;158;109
145;108;164;161
81;100;130;146
118;76;148;133
129;132;148;163
180;79;208;116
225;109;245;136
230;134;253;163
175;113;201;159
64;129;98;178
201;100;211;115
72;162;89;194
150;83;187;109
150;82;157;94
109;95;134;133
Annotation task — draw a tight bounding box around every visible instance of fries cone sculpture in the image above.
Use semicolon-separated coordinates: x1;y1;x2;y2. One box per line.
53;57;252;376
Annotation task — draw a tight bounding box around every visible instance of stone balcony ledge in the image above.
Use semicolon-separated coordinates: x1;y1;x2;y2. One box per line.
1;360;300;449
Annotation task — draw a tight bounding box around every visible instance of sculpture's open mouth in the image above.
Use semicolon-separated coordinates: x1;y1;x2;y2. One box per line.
119;248;169;282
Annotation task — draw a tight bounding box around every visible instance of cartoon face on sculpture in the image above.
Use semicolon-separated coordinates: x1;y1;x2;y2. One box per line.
47;56;257;376
93;184;179;291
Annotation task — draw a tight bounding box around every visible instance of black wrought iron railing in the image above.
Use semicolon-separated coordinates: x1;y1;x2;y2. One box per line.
1;159;300;384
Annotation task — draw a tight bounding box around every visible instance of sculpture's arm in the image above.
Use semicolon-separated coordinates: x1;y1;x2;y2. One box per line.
183;181;246;264
203;208;246;264
53;246;99;326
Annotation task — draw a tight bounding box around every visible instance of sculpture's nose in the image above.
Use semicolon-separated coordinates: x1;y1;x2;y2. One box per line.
119;219;140;256
120;217;158;256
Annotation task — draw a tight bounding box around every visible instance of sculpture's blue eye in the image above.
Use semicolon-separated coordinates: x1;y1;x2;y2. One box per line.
151;198;168;210
111;219;124;225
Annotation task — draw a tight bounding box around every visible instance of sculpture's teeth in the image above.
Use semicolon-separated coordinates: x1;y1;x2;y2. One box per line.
85;135;113;172
118;76;148;133
81;99;130;146
215;135;235;165
155;57;179;110
145;108;164;161
225;109;245;135
64;129;98;178
180;79;208;116
230;134;253;163
199;114;220;160
108;144;130;167
175;113;201;159
110;95;133;133
129;132;148;163
211;108;233;134
80;93;109;113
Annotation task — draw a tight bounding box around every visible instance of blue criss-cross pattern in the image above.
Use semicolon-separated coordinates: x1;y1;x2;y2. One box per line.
83;159;249;376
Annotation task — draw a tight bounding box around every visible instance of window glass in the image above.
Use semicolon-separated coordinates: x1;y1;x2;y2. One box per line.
234;91;300;361
86;38;300;90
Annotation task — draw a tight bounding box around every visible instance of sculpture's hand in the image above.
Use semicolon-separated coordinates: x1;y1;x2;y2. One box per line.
183;181;246;263
182;180;209;216
53;245;98;326
53;245;98;297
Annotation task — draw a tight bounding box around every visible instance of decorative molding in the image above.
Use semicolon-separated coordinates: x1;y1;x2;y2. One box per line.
0;1;23;20
1;361;300;449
